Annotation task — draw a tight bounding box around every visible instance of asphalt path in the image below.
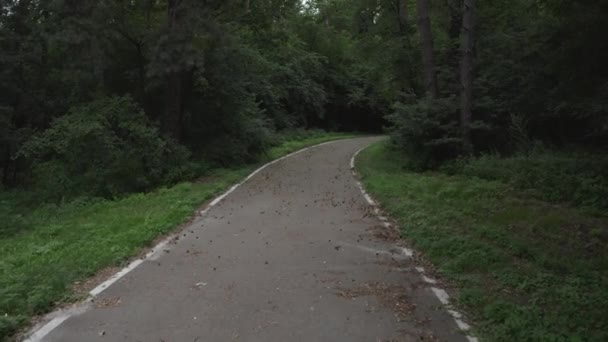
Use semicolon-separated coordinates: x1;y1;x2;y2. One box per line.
39;137;469;342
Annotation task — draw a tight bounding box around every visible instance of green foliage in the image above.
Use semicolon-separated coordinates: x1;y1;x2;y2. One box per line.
471;0;608;149
0;0;384;196
181;25;330;164
380;0;608;163
388;96;461;169
2;0;607;192
358;141;608;341
19;96;192;200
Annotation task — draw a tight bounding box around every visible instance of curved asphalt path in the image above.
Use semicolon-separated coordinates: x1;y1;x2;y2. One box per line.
39;137;468;342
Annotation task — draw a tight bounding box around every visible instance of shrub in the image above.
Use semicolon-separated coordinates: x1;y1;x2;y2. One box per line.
387;96;461;170
19;96;193;200
195;97;275;166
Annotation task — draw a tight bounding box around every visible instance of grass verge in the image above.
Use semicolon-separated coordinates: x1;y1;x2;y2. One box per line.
0;131;356;340
356;141;608;341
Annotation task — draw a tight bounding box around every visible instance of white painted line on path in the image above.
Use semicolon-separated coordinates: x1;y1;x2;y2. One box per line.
351;144;479;341
23;139;345;342
89;259;143;297
422;275;438;284
23;316;69;342
431;287;451;306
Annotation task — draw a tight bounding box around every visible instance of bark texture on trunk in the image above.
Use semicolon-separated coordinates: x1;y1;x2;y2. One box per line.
446;0;463;94
460;0;474;154
398;0;408;33
448;0;463;40
166;72;183;141
416;0;439;98
92;37;105;91
165;0;183;141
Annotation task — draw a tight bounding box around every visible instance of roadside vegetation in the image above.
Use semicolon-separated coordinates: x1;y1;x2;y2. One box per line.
357;141;608;341
0;131;354;339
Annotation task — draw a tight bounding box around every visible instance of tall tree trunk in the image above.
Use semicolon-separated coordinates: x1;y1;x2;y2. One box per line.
136;43;146;103
165;0;183;141
395;0;417;93
416;0;439;98
166;72;183;141
244;0;250;12
398;0;408;33
447;0;463;40
460;0;474;154
446;0;463;94
92;37;105;91
2;149;10;186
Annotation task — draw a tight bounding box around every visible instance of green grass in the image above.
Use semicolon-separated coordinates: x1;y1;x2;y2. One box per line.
357;141;608;342
443;151;608;211
0;131;356;340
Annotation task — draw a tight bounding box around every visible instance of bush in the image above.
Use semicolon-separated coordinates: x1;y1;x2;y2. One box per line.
194;95;275;166
19;96;193;200
387;96;461;170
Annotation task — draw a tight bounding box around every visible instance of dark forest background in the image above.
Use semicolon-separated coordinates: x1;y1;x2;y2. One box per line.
2;0;607;205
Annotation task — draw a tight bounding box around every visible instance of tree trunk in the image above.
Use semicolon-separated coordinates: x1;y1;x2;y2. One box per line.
398;0;408;33
166;72;183;141
2;149;10;186
324;11;330;28
244;0;250;12
447;0;463;40
460;0;474;154
92;37;105;91
416;0;439;98
165;0;183;141
446;0;463;94
136;43;146;103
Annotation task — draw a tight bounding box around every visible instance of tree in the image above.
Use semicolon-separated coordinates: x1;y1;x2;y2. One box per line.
459;0;474;154
398;0;409;33
416;0;438;98
164;0;184;141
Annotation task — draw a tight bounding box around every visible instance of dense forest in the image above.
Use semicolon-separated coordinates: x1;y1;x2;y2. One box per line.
1;0;607;201
1;0;608;340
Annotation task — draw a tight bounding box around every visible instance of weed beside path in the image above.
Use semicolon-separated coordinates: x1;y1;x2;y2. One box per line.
356;141;608;341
